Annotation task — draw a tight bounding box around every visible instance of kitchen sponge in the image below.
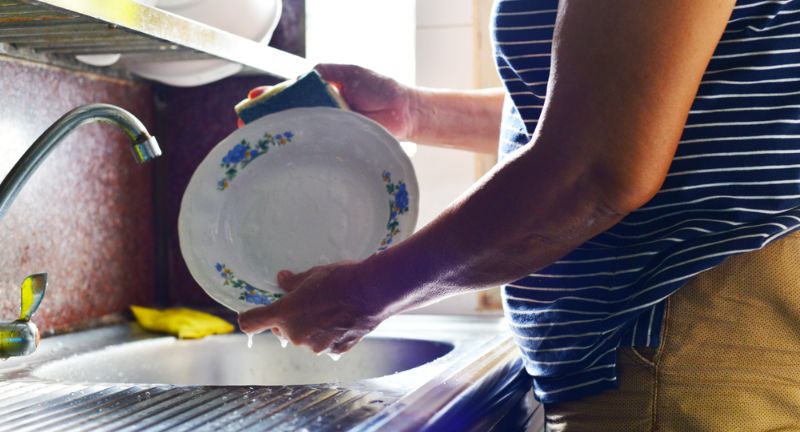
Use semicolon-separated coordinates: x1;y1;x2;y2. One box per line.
131;305;234;339
234;70;348;125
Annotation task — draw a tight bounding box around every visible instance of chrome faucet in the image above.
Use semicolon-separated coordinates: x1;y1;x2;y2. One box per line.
0;103;161;358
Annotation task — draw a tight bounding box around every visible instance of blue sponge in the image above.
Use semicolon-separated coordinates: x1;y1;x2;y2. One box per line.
235;71;348;125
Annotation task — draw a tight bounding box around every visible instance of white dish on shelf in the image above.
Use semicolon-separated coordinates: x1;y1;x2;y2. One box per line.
178;108;419;313
115;0;281;86
75;53;122;67
75;0;157;67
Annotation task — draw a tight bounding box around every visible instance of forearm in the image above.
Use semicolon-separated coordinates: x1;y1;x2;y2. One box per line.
358;0;733;317
407;87;505;154
359;139;629;316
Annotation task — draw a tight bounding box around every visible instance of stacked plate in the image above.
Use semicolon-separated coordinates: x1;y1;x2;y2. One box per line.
77;0;282;87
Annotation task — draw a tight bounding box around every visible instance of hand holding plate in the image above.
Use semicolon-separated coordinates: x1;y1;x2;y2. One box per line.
238;261;386;354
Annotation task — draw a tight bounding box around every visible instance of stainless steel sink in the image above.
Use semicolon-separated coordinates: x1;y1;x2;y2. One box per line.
0;314;535;432
31;334;454;387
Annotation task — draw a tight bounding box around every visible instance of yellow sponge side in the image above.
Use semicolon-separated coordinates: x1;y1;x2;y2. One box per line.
131;305;235;339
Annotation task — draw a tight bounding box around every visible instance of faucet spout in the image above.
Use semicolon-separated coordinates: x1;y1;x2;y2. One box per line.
0;104;160;357
0;103;161;220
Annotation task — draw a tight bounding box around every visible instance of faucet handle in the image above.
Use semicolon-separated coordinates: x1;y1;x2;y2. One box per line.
19;273;46;322
0;273;46;358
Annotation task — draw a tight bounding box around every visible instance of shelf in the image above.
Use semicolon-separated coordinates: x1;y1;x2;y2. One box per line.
0;0;311;80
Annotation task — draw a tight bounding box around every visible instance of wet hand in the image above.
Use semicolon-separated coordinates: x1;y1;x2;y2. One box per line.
238;261;387;354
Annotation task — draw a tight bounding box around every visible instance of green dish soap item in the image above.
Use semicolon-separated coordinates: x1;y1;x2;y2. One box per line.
234;70;348;125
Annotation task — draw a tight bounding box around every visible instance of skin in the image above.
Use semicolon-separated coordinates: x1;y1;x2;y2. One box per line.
247;65;506;154
239;0;736;355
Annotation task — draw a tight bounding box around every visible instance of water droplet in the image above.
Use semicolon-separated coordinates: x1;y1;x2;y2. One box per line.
275;333;289;348
246;333;254;349
326;352;342;361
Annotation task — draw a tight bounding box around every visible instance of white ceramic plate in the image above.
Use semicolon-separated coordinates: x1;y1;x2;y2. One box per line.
179;108;419;313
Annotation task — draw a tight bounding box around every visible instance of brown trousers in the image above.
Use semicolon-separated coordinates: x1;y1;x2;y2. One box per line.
545;231;800;431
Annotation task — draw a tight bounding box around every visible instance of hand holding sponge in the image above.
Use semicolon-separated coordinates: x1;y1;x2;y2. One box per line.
234;70;348;125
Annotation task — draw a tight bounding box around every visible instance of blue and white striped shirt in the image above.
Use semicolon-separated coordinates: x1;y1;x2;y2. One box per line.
494;0;800;403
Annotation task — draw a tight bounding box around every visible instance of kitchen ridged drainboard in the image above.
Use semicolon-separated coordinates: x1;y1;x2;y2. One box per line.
0;380;396;431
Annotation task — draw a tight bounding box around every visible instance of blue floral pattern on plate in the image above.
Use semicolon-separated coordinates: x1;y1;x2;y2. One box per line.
217;131;294;191
214;143;413;306
380;170;410;250
215;263;283;305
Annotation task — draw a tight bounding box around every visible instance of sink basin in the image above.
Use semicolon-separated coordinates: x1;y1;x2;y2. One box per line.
31;334;454;386
0;315;531;432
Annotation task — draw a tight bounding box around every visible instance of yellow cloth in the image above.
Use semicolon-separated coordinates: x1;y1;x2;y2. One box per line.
130;306;234;339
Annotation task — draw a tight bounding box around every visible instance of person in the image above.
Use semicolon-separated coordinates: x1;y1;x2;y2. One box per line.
240;0;800;429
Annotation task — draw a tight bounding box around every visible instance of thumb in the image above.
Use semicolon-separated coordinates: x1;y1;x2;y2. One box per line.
238;303;281;334
313;63;346;86
277;269;314;292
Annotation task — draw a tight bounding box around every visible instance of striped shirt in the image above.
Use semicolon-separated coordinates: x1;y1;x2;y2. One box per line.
494;0;800;403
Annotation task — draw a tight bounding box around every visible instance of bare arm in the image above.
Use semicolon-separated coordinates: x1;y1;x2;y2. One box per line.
240;0;735;352
365;0;737;310
407;87;505;153
315;63;505;154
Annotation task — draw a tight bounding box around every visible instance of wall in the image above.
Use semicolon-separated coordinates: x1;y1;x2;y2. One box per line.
0;60;156;333
0;0;308;324
410;0;502;315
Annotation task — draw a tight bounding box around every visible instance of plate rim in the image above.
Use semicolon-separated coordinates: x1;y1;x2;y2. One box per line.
178;107;419;312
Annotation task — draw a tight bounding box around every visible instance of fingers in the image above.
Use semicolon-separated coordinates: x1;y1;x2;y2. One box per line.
276;269;315;292
329;334;362;354
314;63;366;89
238;303;281;334
248;86;270;100
313;63;346;85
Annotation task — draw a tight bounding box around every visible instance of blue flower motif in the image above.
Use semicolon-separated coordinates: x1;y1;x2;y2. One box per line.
395;183;409;211
245;292;271;305
284;131;294;139
215;263;224;272
223;142;249;165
